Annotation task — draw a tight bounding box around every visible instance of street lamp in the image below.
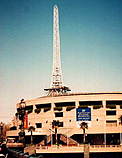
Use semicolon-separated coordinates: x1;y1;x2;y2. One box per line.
19;99;26;128
18;99;26;144
0;122;3;142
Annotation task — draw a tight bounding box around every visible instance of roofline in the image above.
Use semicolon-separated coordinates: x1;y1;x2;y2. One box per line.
17;91;122;105
36;91;122;99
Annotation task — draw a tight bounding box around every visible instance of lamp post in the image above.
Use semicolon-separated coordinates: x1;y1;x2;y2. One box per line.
119;115;122;145
18;99;26;144
19;99;26;128
0;122;3;143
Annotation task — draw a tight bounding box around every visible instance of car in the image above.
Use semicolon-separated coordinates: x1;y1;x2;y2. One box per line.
23;153;29;158
0;144;7;155
0;146;2;153
28;154;43;158
6;138;24;148
0;154;5;158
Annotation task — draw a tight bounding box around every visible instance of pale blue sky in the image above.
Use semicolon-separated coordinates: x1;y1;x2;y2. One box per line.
0;0;122;122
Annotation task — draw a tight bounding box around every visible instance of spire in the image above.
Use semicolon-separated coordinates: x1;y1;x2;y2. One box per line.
44;5;70;96
51;5;63;88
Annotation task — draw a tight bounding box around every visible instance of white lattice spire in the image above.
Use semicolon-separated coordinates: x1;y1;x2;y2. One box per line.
44;5;70;96
51;5;63;88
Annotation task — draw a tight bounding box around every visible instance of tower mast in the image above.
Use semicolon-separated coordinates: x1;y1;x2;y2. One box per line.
44;5;70;96
52;5;63;88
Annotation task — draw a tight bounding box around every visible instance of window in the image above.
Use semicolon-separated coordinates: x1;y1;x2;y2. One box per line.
35;103;51;113
55;112;63;117
10;126;17;130
25;105;33;111
66;106;75;111
58;122;63;127
35;103;51;109
106;100;122;109
36;123;42;128
54;107;62;111
106;110;116;115
79;101;102;109
55;102;75;107
106;101;116;109
106;100;122;105
106;120;117;127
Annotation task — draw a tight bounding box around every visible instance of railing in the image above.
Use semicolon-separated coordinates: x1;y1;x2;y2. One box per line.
36;144;122;153
90;145;121;148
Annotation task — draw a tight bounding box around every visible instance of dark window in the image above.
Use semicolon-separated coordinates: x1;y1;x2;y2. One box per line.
55;112;63;117
55;102;75;107
106;120;117;126
36;123;42;128
10;126;17;130
58;122;63;127
44;107;51;112
66;106;75;111
35;103;51;109
106;100;122;105
106;120;117;123
106;111;116;115
106;100;122;109
106;105;116;109
79;101;102;109
25;105;33;111
54;107;63;111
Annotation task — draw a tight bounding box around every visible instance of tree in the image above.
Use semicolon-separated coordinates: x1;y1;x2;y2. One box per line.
80;122;88;144
80;122;89;158
28;126;35;144
52;120;60;145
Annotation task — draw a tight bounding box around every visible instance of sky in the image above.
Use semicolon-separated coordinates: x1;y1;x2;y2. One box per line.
0;0;122;122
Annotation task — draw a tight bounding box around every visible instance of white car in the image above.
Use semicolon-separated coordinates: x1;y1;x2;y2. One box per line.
0;154;5;158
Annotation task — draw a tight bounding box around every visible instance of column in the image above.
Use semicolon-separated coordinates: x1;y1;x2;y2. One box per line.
102;100;106;146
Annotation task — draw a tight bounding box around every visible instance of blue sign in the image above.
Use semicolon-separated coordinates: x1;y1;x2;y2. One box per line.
76;108;91;121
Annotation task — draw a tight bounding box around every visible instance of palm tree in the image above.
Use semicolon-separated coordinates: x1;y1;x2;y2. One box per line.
80;122;89;158
28;126;35;144
119;115;122;125
52;120;60;145
80;122;88;144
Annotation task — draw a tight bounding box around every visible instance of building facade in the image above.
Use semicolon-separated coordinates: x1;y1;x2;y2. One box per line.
7;92;122;148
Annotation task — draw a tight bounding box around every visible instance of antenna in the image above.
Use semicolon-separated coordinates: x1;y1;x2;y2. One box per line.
44;5;70;96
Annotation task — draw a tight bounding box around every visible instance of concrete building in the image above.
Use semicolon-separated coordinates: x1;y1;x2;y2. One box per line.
6;92;122;154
